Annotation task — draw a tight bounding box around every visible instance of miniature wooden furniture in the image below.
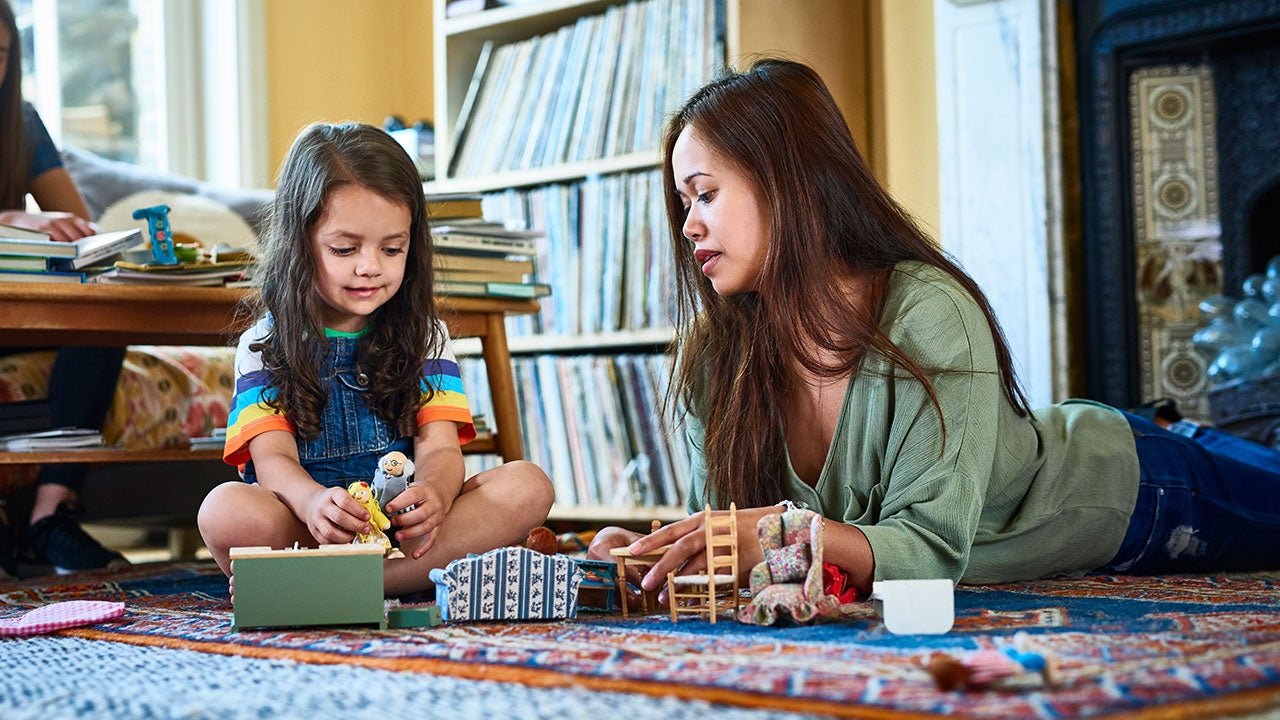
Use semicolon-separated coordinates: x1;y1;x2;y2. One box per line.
738;507;842;625
609;519;670;617
0;283;538;463
573;558;620;612
229;543;386;631
667;503;739;624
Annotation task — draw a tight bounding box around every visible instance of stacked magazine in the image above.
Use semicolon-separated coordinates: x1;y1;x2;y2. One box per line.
0;427;104;452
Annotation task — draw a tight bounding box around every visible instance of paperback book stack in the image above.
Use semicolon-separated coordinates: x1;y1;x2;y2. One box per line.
428;195;550;307
0;225;144;284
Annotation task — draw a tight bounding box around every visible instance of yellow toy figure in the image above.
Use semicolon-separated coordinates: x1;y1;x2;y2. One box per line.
346;481;403;559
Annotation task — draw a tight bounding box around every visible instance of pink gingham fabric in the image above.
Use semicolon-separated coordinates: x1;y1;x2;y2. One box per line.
0;601;126;637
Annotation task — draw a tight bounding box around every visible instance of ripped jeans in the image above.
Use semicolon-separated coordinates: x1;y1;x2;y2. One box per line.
1101;411;1280;574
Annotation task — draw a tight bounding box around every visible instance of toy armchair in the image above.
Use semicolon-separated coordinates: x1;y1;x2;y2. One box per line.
738;508;842;625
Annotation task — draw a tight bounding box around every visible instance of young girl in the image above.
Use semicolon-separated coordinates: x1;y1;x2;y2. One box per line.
588;59;1280;603
198;122;554;597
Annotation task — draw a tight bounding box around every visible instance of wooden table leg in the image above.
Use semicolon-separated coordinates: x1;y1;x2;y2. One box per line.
481;312;523;462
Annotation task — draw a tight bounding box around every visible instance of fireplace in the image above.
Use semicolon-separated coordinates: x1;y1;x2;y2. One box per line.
1073;0;1280;418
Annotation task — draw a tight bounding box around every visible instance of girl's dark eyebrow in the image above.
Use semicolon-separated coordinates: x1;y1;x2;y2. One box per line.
681;171;710;185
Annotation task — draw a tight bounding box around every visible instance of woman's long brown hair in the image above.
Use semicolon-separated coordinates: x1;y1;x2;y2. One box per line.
662;59;1031;509
1;0;31;210
247;122;444;438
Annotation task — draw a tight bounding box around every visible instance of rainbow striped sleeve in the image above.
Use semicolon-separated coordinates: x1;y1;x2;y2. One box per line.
417;335;475;445
223;319;294;467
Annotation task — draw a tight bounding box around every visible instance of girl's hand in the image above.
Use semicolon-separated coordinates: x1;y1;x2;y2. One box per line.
627;505;779;602
303;485;371;545
0;210;95;243
387;482;454;559
586;526;646;610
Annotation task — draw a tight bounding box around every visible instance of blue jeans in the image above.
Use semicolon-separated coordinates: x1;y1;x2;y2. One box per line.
243;335;411;489
1101;411;1280;574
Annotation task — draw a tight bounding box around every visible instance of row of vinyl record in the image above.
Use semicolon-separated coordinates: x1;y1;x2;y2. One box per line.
482;169;677;336
449;0;724;178
460;353;691;509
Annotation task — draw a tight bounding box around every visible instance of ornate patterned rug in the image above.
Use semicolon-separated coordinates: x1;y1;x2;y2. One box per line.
2;562;1279;719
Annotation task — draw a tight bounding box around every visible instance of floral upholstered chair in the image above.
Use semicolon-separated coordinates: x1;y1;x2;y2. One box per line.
738;507;841;625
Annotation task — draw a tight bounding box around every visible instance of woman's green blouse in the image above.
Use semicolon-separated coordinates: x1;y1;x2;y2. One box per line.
684;262;1140;584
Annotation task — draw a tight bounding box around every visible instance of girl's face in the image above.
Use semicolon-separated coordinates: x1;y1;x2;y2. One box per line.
309;184;410;333
671;124;770;296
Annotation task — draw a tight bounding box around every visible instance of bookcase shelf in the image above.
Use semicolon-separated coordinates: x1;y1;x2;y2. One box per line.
425;150;657;195
548;503;685;524
454;327;675;356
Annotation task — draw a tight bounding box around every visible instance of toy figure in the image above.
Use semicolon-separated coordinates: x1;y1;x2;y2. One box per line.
926;640;1058;691
346;481;402;558
131;204;179;265
371;450;414;515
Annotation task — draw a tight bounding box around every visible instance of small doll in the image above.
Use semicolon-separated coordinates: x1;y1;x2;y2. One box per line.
371;450;415;516
346;481;403;558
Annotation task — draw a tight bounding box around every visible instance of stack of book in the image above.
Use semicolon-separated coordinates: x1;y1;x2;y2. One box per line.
0;427;104;452
90;259;253;287
0;225;145;284
428;195;549;301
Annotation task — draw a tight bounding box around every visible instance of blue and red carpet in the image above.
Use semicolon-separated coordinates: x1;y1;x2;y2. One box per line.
2;562;1279;718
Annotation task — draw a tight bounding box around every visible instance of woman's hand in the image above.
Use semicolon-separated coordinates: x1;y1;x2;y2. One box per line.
627;505;780;601
387;482;454;559
0;210;95;243
302;485;371;545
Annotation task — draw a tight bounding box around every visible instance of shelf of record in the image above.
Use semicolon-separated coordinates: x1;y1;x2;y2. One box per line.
459;352;690;513
479;167;678;338
438;0;721;183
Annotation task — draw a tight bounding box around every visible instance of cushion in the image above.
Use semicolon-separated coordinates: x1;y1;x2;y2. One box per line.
765;542;811;583
60;145;273;235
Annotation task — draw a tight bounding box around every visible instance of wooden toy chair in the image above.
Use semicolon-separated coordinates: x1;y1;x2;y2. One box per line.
668;503;739;623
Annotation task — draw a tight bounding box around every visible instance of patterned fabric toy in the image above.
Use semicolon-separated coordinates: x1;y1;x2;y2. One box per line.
738;508;842;625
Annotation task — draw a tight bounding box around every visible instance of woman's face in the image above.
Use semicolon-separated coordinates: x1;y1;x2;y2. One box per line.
671;124;770;296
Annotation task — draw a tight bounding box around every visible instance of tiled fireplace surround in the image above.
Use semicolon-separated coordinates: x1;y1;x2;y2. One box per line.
1075;0;1280;418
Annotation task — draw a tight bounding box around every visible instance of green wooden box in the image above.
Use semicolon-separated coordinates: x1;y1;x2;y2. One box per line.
230;543;386;631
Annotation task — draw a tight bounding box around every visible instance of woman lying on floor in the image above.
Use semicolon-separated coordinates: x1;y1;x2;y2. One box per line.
587;58;1280;605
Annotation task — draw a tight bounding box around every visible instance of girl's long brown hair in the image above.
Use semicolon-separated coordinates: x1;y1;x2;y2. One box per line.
1;0;31;210
662;59;1031;509
248;122;444;438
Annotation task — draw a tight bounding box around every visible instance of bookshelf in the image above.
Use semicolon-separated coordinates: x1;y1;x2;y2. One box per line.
428;0;868;523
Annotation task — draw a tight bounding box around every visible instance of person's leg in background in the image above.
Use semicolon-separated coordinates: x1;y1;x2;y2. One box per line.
26;346;131;573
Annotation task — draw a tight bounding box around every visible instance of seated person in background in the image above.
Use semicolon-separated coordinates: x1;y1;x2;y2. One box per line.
197;122;554;598
0;0;129;576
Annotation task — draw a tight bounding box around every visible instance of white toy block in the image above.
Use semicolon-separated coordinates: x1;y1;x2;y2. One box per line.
870;579;954;635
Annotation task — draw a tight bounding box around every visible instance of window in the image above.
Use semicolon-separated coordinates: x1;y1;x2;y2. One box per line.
16;0;267;187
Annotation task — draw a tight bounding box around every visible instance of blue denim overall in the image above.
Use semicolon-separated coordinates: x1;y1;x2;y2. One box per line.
243;333;411;489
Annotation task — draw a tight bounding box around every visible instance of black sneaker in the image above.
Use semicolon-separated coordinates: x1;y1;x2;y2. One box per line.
27;501;131;574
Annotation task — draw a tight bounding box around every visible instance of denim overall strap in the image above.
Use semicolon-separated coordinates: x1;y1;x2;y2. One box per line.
294;334;412;489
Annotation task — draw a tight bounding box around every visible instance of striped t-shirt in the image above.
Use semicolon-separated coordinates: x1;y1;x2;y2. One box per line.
223;315;475;469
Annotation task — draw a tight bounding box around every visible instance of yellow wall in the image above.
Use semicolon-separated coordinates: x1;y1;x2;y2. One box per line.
869;0;939;239
264;0;433;180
